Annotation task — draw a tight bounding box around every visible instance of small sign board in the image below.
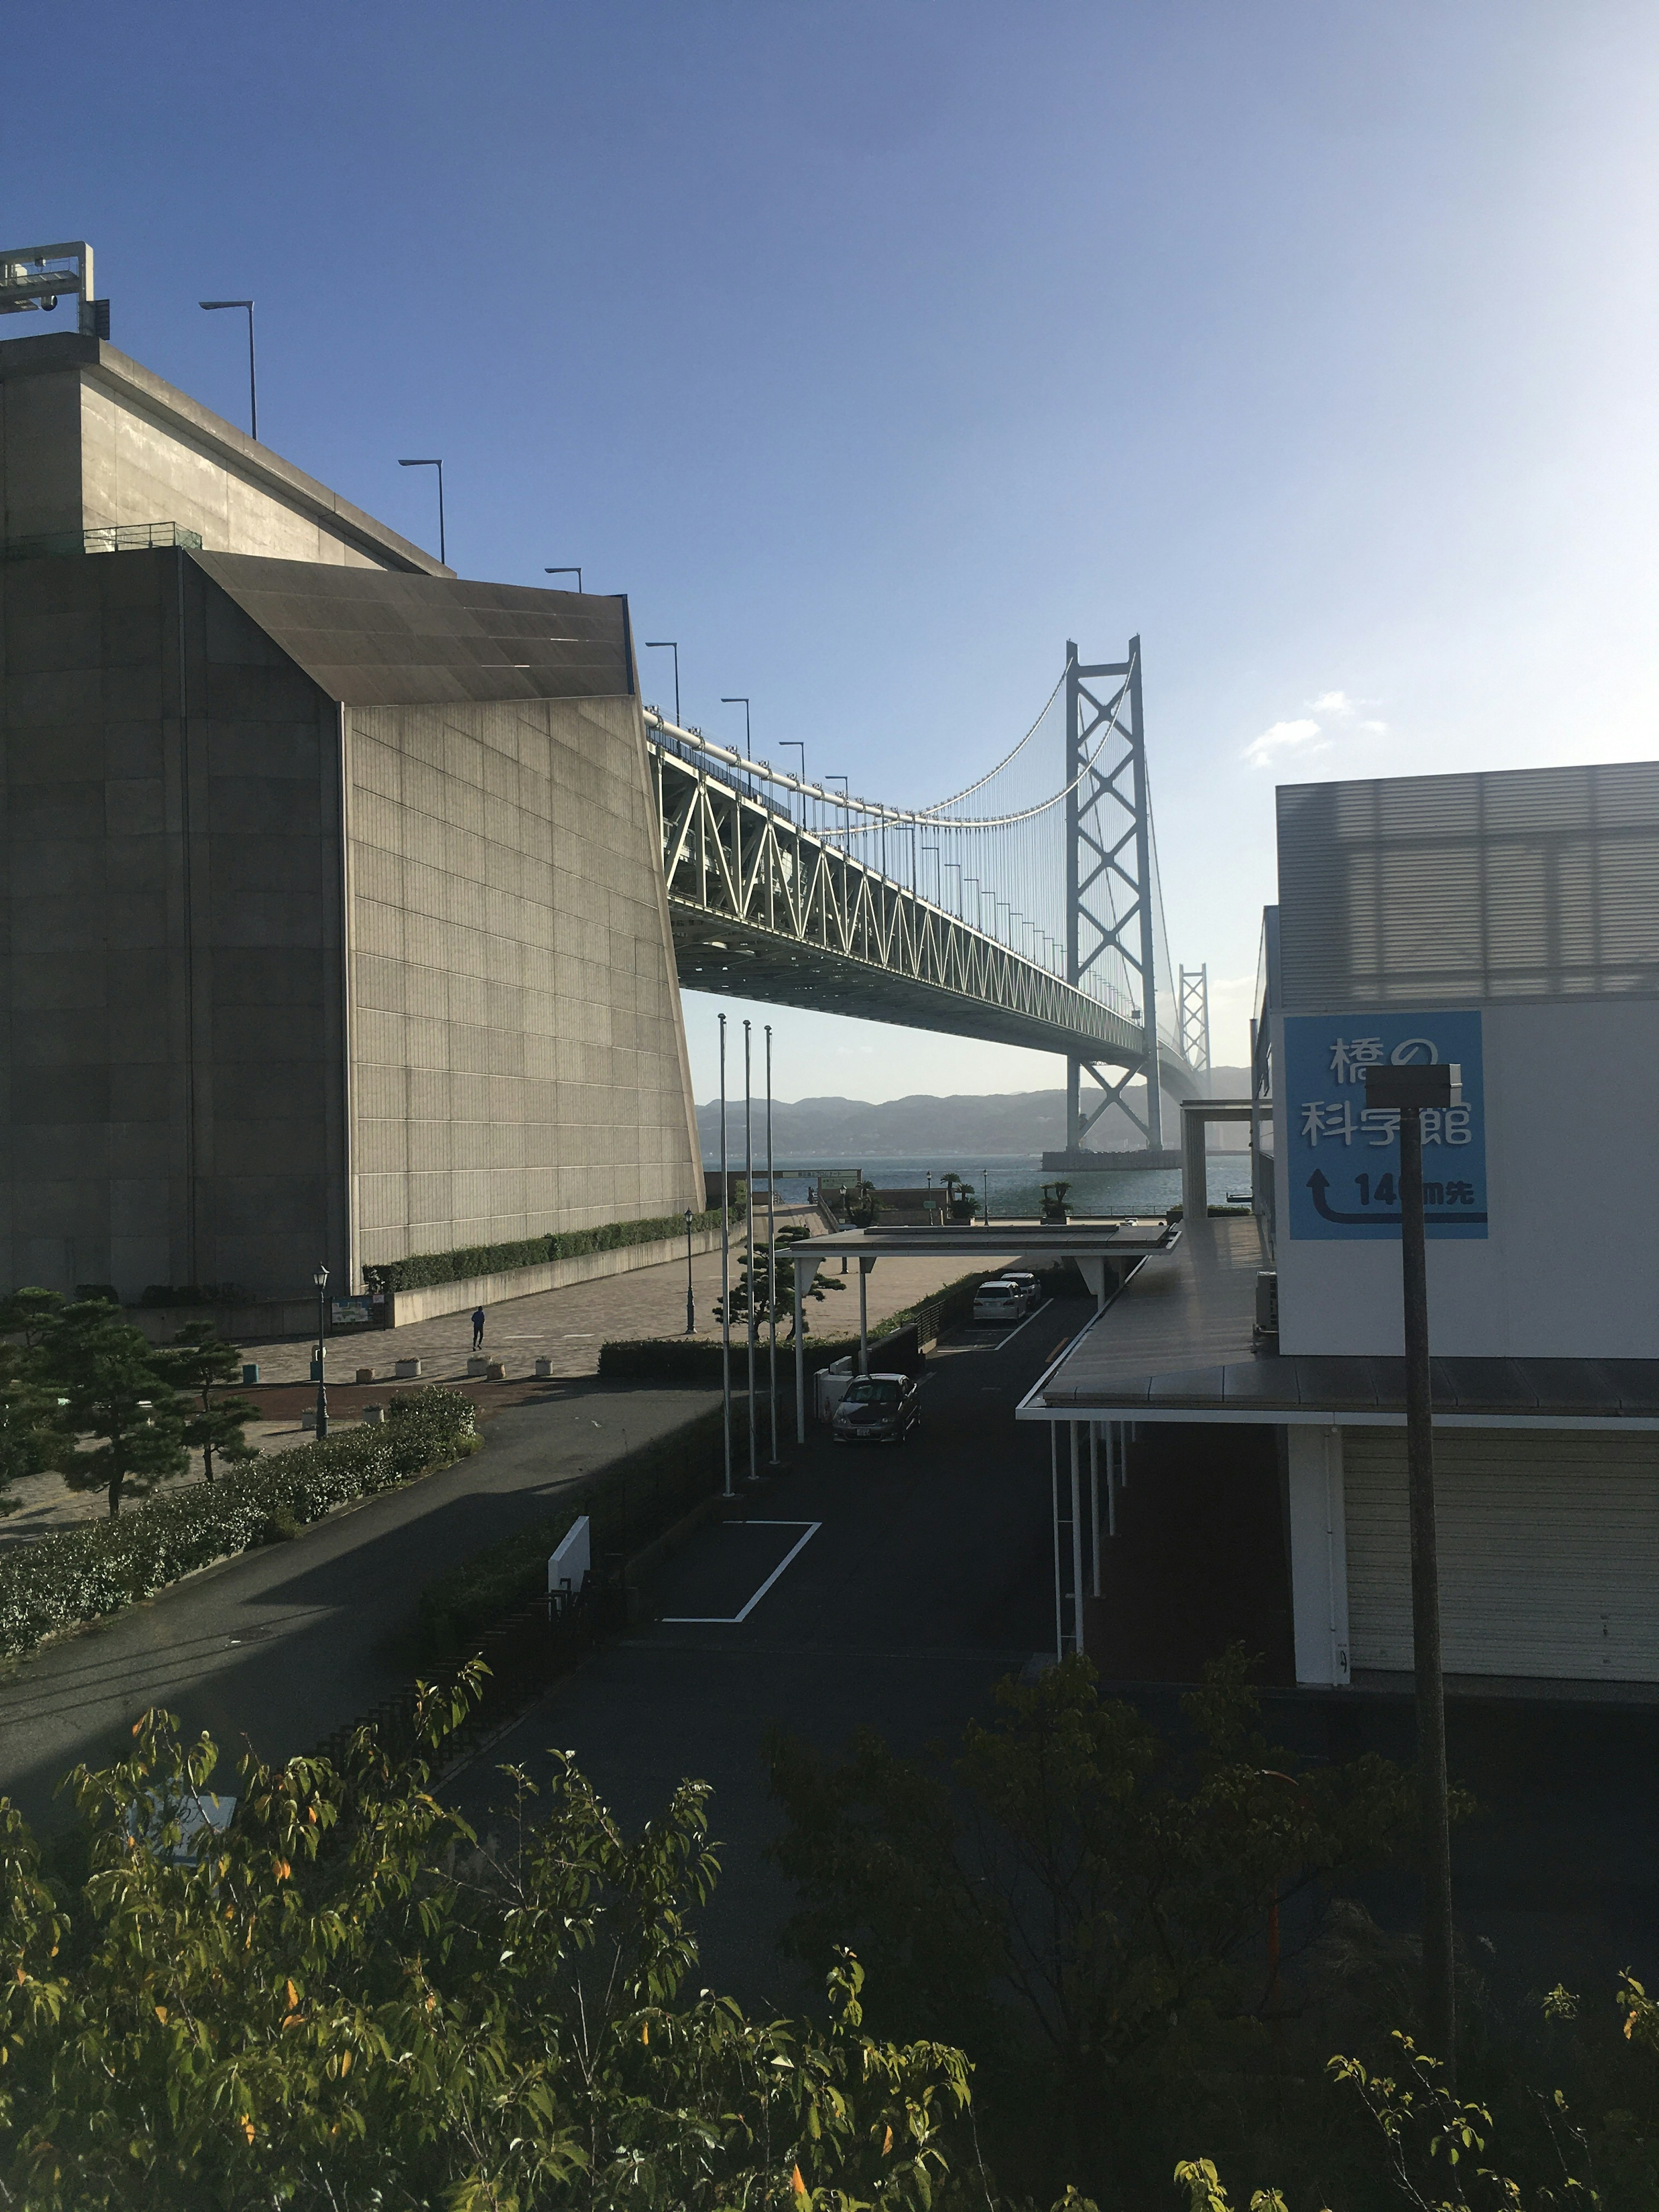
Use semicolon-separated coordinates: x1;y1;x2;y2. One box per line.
549;1515;591;1596
1283;1008;1487;1240
331;1298;373;1328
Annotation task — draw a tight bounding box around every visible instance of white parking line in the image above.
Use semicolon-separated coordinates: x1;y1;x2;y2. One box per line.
992;1298;1052;1352
661;1520;822;1625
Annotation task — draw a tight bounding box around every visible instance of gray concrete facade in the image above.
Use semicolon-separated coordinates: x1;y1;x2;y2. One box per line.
0;333;446;572
0;547;702;1300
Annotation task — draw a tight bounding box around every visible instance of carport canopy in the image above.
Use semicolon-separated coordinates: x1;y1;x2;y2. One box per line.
785;1219;1183;1440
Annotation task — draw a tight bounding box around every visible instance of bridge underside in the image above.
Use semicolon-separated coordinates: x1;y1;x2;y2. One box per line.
651;724;1196;1090
669;902;1195;1089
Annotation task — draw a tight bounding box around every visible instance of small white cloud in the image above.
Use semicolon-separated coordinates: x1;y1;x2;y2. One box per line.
1360;718;1389;735
1243;716;1326;770
1307;690;1357;717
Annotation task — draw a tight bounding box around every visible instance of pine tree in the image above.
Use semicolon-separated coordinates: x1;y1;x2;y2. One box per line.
157;1322;261;1482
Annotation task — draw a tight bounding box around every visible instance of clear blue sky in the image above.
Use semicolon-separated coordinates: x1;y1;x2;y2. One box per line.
7;3;1655;1102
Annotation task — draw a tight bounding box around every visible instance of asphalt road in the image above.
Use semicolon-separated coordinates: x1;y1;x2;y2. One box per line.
0;1379;721;1834
446;1295;1087;2010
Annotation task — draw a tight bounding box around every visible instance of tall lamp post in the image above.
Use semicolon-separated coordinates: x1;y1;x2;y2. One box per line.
545;567;582;590
312;1264;329;1440
683;1207;696;1335
199;300;257;439
1363;1058;1462;2082
397;458;445;566
645;641;680;726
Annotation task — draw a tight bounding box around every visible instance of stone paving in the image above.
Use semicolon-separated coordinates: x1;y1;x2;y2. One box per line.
0;1230;1018;1549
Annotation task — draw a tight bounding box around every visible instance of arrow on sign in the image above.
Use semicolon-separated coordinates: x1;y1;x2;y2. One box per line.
1307;1169;1487;1228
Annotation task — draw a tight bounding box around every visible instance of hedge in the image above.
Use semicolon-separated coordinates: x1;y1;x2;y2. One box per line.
362;1205;737;1294
596;1269;992;1383
0;1389;479;1661
417;1398;752;1658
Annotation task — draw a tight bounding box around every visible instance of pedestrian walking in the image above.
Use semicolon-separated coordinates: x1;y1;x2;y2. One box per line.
471;1305;485;1353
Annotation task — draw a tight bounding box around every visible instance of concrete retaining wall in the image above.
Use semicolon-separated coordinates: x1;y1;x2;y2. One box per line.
383;1227;728;1328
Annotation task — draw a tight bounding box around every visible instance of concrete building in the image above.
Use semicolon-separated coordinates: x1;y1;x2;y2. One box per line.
1019;758;1659;1692
0;333;702;1301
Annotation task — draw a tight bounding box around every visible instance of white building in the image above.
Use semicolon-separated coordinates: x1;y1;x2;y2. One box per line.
1019;758;1659;1693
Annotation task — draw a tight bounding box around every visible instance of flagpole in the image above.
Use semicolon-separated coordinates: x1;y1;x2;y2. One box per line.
766;1022;780;1467
744;1020;758;1484
719;1014;732;1498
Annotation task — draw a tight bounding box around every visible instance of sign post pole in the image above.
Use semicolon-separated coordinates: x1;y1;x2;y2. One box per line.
1366;1060;1461;2085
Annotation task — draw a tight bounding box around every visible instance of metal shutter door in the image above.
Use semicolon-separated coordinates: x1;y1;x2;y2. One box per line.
1344;1428;1659;1682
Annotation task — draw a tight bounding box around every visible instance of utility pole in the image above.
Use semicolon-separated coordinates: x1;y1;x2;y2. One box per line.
1365;1058;1461;2083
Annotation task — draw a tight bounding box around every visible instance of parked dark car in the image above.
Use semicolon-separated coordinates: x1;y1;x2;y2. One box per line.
831;1371;921;1446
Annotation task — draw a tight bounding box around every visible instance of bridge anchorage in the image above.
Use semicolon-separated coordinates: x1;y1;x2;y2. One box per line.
643;636;1209;1167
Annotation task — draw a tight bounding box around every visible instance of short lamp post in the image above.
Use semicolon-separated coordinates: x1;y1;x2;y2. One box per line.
683;1207;696;1335
1363;1058;1462;2083
312;1264;330;1440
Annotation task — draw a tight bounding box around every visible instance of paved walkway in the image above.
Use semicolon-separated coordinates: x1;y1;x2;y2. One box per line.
239;1235;1014;1387
0;1380;722;1835
0;1235;1018;1550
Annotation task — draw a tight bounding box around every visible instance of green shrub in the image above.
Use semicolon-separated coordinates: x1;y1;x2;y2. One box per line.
362;1205;736;1294
418;1399;750;1657
0;1389;477;1660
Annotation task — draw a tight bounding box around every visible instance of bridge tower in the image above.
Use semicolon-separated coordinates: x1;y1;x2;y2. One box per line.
1179;964;1211;1070
1063;636;1166;1158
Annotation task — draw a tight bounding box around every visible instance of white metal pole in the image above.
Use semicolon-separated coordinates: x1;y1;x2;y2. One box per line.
1051;1425;1064;1663
766;1023;779;1465
744;1022;757;1483
1070;1421;1084;1655
1089;1421;1101;1595
1107;1420;1118;1537
858;1260;869;1375
794;1262;806;1443
719;1015;732;1498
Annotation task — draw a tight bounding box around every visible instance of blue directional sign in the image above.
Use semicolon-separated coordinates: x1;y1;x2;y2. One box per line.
1283;1010;1487;1240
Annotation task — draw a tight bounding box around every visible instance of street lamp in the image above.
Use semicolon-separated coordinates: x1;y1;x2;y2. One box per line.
397;458;445;566
199;300;257;439
720;696;751;750
645;641;680;726
780;739;807;828
1363;1058;1463;2083
544;567;582;590
312;1263;329;1440
683;1207;696;1335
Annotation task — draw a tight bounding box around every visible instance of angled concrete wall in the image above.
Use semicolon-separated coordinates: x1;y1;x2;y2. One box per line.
0;547;702;1302
0;333;445;572
0;547;348;1299
345;694;702;1267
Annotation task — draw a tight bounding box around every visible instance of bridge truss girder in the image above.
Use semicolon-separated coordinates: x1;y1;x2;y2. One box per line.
651;735;1186;1067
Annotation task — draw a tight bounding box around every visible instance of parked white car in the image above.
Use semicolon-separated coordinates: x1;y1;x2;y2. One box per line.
972;1278;1028;1325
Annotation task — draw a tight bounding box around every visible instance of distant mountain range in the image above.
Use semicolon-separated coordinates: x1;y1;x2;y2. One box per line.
696;1072;1251;1160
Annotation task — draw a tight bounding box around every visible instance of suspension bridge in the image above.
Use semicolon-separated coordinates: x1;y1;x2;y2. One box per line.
645;638;1213;1164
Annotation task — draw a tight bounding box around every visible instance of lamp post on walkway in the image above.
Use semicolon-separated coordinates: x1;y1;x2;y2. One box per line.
199;300;257;439
683;1207;696;1335
1364;1058;1462;2085
312;1264;329;1440
645;642;680;726
397;458;445;566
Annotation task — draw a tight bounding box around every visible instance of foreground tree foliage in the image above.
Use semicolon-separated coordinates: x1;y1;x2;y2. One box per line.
768;1651;1427;2202
0;1670;977;2210
2;1661;1655;2208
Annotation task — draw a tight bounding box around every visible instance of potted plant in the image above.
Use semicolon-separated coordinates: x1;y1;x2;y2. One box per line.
942;1173;979;1223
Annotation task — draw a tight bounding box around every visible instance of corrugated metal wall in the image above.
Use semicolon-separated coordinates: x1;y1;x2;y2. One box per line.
1276;763;1659;1011
1344;1427;1659;1681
